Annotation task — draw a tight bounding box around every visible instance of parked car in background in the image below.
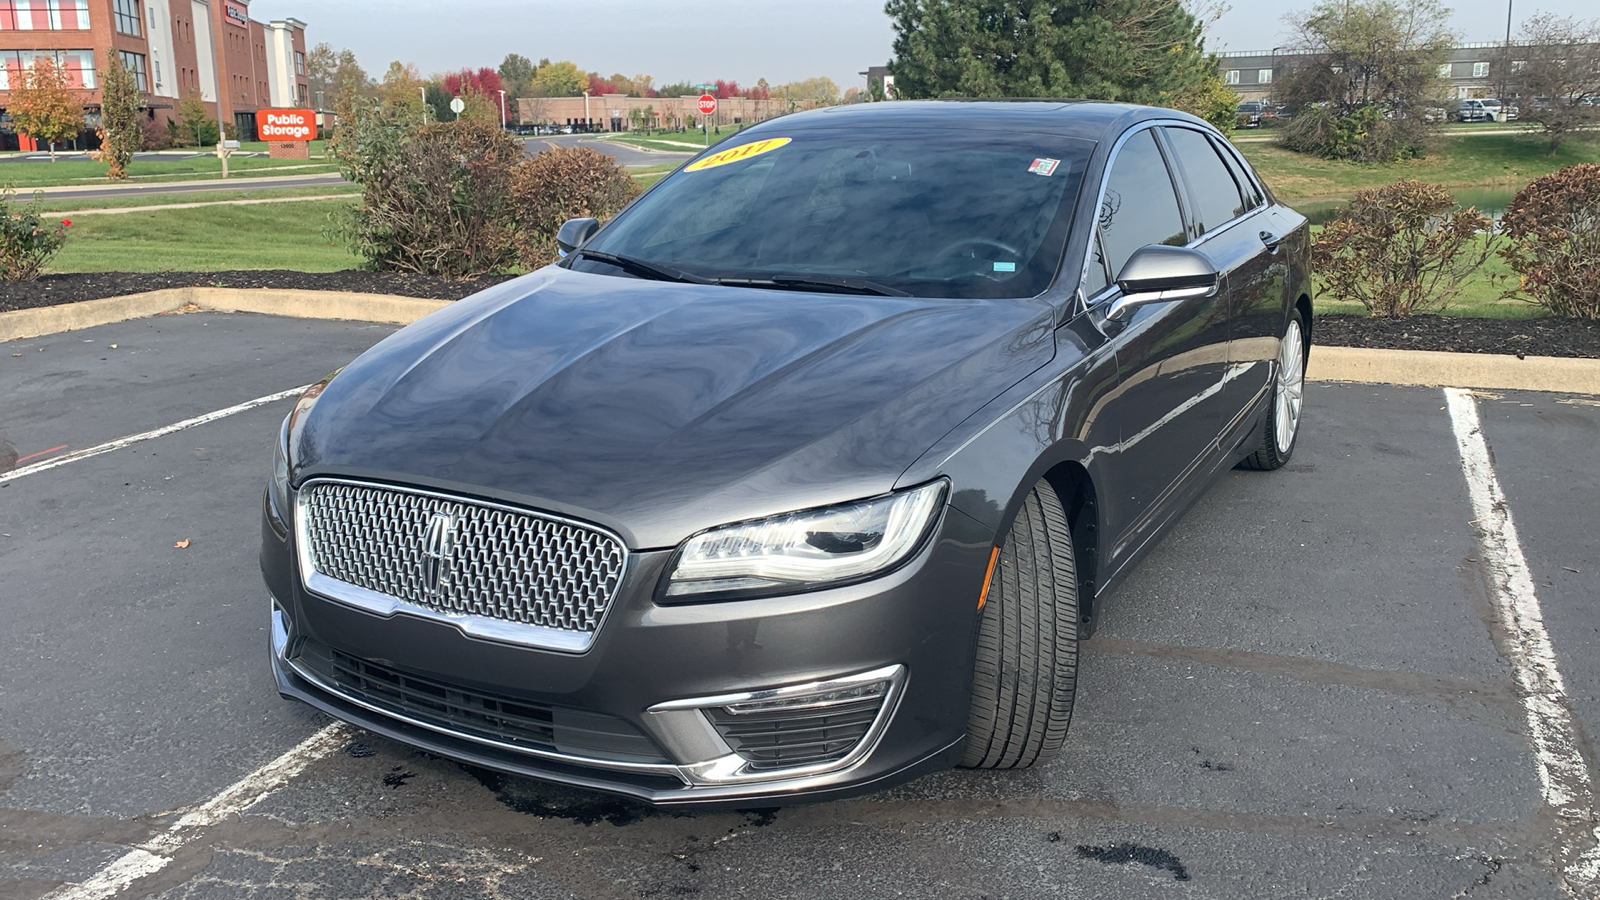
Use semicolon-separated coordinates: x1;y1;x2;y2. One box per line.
263;100;1314;807
1236;101;1265;128
1458;99;1493;122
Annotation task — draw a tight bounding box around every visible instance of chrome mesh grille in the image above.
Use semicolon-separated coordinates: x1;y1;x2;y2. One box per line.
299;481;626;634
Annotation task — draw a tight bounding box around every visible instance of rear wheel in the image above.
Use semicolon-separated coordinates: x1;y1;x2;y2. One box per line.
1239;310;1306;472
961;480;1079;769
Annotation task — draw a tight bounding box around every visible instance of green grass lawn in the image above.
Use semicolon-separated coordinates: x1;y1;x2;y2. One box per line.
1240;132;1600;204
35;183;359;213
0;155;341;190
47;198;360;273
1309;230;1546;319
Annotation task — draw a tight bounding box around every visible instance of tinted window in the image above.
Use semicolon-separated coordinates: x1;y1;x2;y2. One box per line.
1098;129;1186;279
1213;137;1263;211
1164;127;1245;235
1082;231;1110;296
578;129;1094;300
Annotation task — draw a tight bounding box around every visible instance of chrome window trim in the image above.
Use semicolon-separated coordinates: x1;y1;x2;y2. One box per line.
292;477;630;654
1077;119;1189;304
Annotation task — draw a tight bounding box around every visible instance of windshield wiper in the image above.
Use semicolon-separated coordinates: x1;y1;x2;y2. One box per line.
572;249;714;285
717;274;911;297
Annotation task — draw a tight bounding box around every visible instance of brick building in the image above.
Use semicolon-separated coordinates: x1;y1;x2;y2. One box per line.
517;93;816;133
0;0;308;150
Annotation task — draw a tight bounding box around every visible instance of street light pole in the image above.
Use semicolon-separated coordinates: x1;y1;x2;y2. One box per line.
497;89;507;129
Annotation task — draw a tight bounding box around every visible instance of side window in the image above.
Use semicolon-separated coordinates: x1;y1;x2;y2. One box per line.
1163;126;1245;235
1098;128;1186;280
1213;137;1264;211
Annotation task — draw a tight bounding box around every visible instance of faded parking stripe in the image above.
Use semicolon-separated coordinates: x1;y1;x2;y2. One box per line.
0;386;307;485
1446;387;1600;896
43;724;349;900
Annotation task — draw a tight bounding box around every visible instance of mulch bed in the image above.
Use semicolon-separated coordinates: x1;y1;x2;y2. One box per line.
1;271;1597;360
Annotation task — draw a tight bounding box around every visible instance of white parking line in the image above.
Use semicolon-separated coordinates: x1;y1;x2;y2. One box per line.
1445;388;1600;896
43;724;350;900
0;386;308;485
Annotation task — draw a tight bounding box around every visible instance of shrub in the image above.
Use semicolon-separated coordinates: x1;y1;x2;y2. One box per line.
335;120;524;279
1498;164;1600;319
140;114;171;151
0;191;70;281
1279;103;1429;162
1312;180;1497;317
510;146;641;268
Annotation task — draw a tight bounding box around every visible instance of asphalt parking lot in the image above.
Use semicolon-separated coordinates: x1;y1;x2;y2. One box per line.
2;310;1598;899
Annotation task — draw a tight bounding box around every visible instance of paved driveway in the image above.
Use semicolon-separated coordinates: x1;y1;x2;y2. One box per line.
2;312;1597;899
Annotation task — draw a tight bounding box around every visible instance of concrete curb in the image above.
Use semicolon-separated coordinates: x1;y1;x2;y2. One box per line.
4;290;1598;395
1309;346;1600;395
0;287;448;343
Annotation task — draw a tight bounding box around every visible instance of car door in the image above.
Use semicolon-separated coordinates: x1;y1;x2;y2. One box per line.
1087;126;1232;567
1161;125;1285;438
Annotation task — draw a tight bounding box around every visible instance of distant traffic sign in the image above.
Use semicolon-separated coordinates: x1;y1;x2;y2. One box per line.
449;97;466;115
697;94;717;115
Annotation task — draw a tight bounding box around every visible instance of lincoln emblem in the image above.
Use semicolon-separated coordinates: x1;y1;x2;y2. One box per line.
421;512;455;595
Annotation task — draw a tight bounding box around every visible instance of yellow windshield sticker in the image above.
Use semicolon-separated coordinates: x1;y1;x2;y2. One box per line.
685;137;792;172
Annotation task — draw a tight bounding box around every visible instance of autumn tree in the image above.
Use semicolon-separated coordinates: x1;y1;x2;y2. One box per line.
91;49;142;179
8;56;84;161
307;43;369;111
1275;0;1454;161
176;93;217;147
1493;15;1600;154
378;61;427;126
498;53;537;99
885;0;1215;107
530;60;586;97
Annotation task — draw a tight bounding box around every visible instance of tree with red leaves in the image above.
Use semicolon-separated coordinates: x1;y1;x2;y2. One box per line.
712;79;740;99
443;67;503;99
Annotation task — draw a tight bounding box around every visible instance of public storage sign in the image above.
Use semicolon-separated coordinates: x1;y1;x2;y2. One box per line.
258;109;315;141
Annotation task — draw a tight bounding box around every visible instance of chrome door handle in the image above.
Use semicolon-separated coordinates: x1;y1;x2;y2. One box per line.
1259;231;1283;253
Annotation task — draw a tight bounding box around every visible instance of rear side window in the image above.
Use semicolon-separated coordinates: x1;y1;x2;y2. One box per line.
1163;126;1245;235
1098;128;1186;280
1213;138;1264;211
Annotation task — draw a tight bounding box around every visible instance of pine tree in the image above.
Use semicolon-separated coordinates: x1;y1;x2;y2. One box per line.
884;0;1216;108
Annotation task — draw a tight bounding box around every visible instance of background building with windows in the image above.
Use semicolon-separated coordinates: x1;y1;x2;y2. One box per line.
1218;43;1555;104
0;0;308;150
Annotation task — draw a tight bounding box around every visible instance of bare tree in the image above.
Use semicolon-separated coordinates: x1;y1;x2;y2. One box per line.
1494;14;1600;154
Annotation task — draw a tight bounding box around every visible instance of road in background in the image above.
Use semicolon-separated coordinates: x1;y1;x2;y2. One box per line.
529;133;694;168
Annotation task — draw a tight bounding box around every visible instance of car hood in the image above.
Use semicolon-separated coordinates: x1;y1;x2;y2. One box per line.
296;267;1055;549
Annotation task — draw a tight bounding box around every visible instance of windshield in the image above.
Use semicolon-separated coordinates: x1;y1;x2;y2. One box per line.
570;127;1094;299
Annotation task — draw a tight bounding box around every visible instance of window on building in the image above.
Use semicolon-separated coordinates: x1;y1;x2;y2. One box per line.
1472;61;1489;78
0;0;92;31
152;58;160;88
297;83;308;106
1223;69;1239;85
1511;60;1526;72
295;50;305;75
119;50;146;91
1439;63;1453;78
1257;69;1272;84
113;0;138;35
0;48;96;89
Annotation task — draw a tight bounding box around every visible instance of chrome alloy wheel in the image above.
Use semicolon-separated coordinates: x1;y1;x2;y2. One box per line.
1274;319;1305;454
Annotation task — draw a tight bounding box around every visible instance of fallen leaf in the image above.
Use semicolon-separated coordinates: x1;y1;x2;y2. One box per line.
175;538;191;549
108;344;118;349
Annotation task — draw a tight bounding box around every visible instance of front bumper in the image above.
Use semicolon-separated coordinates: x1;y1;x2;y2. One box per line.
263;492;992;806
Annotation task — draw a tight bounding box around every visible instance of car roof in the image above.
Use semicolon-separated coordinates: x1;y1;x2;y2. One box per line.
771;99;1195;142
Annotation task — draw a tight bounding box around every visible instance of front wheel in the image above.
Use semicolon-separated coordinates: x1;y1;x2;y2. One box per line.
960;480;1079;769
1239;310;1307;471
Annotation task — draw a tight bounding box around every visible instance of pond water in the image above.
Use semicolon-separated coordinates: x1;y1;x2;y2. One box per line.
1291;186;1522;225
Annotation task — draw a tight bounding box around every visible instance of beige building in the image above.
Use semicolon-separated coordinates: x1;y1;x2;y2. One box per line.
517;93;818;132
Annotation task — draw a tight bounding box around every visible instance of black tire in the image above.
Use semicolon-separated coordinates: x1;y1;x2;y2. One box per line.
1239;309;1307;472
960;480;1079;769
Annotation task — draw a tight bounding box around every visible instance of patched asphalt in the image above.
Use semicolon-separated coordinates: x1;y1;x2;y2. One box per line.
1;314;1595;899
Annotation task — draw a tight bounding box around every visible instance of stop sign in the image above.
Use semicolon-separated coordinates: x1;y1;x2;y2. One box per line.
697;94;717;115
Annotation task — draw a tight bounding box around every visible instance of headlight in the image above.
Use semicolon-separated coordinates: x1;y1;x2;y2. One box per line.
267;414;292;523
266;370;340;526
662;480;948;601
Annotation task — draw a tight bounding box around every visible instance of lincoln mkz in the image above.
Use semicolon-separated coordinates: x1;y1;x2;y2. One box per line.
263;101;1311;806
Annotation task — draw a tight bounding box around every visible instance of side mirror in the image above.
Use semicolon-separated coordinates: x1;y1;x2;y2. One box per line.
555;217;600;256
1108;245;1219;321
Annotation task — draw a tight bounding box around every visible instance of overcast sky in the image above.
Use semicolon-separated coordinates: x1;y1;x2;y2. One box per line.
247;0;1593;90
